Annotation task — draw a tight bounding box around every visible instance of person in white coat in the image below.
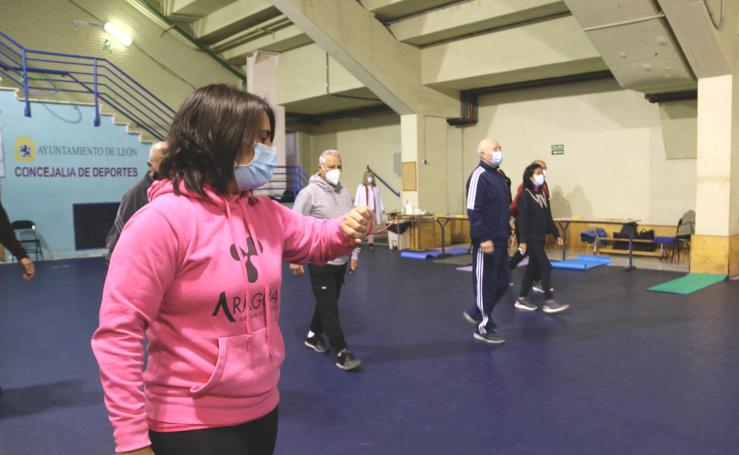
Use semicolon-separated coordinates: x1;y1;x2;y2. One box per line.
354;169;384;249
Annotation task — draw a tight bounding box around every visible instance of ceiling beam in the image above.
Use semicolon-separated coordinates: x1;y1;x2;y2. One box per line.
267;0;458;116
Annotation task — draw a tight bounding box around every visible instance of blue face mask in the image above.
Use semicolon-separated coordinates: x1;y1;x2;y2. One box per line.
233;143;277;191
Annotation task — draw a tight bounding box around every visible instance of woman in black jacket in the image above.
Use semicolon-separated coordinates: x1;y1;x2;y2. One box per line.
0;202;35;281
514;163;568;314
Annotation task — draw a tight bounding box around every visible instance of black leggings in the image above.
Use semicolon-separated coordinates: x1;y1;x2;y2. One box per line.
308;263;348;352
510;224;541;281
149;406;278;455
520;241;553;300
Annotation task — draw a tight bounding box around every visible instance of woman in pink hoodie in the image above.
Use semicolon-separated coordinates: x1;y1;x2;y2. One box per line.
92;85;372;455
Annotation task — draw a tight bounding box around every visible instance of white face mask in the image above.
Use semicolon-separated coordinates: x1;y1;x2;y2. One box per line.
325;168;341;186
367;177;373;184
490;150;503;166
533;174;545;186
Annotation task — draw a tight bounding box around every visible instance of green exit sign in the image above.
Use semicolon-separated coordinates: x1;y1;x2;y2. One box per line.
551;144;564;155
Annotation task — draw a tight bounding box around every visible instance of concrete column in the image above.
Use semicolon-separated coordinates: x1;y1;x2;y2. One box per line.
691;74;739;276
400;113;449;215
400;114;421;210
244;51;286;167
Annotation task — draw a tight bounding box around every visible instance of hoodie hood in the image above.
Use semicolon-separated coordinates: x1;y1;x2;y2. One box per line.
309;173;342;193
148;179;258;209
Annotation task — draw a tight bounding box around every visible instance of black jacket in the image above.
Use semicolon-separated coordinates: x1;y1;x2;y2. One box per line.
466;161;511;246
105;173;154;259
0;202;28;260
518;187;559;244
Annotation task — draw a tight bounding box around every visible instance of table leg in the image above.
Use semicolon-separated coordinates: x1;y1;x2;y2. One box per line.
559;221;570;261
435;218;451;258
625;226;636;272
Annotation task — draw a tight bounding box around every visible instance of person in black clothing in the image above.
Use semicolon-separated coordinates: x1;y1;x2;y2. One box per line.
0;202;35;281
463;138;515;344
514;163;569;314
510;159;550;292
105;141;167;260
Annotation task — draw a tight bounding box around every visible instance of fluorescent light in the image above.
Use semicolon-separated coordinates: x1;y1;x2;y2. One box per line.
104;22;133;47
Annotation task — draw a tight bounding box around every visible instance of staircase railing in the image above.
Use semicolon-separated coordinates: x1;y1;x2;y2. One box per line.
366;165;400;197
0;31;175;140
253;165;310;200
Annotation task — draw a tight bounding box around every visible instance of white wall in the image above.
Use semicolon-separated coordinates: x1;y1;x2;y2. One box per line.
294;79;696;226
454;78;696;225
298;113;402;211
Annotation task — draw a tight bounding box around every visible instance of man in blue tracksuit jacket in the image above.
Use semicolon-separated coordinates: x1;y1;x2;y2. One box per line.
464;138;513;344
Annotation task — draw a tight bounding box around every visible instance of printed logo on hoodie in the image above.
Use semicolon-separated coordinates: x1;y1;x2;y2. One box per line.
212;237;276;323
229;237;264;283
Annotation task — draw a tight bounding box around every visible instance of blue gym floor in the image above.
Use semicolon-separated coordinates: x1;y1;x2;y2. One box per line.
1;250;738;454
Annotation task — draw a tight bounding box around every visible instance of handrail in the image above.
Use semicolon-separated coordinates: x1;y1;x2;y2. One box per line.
0;31;175;141
366;165;400;197
253;165;310;199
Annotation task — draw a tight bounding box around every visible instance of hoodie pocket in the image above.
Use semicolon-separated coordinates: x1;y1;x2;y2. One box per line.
190;328;282;399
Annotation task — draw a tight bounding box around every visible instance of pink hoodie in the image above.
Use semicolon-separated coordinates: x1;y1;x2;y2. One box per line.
91;180;356;452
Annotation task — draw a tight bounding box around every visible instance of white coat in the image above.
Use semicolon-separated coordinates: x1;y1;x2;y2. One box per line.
354;184;384;225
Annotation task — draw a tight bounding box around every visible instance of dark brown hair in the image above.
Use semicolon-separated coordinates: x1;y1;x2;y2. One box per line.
523;163;543;191
160;84;275;197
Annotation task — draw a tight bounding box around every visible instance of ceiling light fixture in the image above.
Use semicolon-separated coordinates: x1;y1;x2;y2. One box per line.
104;22;133;47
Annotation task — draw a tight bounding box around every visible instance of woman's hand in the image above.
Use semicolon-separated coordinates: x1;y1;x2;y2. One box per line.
289;263;304;277
556;238;564;248
342;206;373;244
480;240;494;254
20;257;35;281
519;243;527;255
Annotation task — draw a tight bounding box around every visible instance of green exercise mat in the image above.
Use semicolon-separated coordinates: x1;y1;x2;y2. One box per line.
648;273;726;295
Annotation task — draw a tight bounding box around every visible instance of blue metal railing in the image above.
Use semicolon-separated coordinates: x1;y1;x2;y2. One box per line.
254;165;310;200
366;165;400;197
0;31;175;140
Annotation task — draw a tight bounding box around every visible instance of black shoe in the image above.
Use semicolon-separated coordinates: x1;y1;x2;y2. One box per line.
463;311;499;329
336;349;362;370
543;299;570;314
462;310;479;326
514;297;537;312
473;329;506;345
304;334;329;353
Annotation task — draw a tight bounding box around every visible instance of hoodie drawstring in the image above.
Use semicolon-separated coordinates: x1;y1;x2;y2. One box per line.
225;201;254;337
237;200;275;361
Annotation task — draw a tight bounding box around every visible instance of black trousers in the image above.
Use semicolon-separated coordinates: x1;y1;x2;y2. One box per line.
510;223;541;281
149;406;278;455
519;241;554;299
308;263;348;353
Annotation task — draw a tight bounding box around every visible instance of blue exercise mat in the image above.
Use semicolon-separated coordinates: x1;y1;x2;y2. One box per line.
400;250;436;260
400;247;470;260
444;247;470;256
551;255;611;270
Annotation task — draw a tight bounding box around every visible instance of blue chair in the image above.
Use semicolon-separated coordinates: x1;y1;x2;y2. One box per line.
655;216;691;262
654;235;676;261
